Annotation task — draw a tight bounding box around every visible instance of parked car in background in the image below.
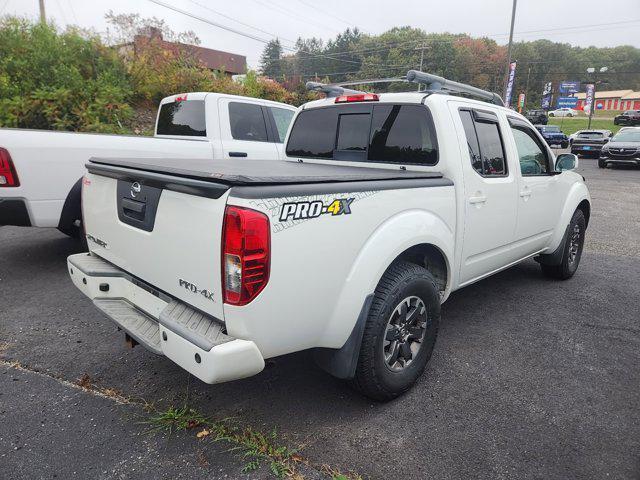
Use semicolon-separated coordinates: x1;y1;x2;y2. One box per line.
548;108;578;117
0;93;296;239
525;109;548;125
535;125;569;148
599;128;640;168
570;129;613;157
613;110;640;126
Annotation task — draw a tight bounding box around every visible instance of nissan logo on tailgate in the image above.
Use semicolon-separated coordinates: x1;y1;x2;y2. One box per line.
130;182;141;198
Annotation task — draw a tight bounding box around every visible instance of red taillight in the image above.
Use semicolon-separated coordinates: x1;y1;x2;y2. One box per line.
175;93;188;102
222;205;270;306
0;148;19;187
335;93;379;103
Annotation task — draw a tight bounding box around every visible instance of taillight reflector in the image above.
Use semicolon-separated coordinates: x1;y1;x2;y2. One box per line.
334;93;379;103
0;148;19;187
222;206;270;306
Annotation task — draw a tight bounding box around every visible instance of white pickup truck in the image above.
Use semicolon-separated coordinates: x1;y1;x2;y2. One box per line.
67;72;591;401
0;93;296;238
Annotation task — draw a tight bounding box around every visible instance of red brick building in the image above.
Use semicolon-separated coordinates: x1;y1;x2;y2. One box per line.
575;89;640;111
119;28;246;76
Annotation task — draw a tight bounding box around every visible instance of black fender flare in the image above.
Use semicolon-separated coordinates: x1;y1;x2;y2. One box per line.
57;178;83;237
313;294;373;380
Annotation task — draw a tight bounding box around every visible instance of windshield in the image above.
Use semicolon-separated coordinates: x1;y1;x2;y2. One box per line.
611;131;640;142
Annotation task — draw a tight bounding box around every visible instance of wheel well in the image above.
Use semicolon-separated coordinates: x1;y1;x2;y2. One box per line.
57;177;83;237
577;199;591;227
396;244;448;295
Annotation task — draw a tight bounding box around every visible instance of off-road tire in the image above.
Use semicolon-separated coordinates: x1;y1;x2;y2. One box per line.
351;261;440;401
541;209;586;280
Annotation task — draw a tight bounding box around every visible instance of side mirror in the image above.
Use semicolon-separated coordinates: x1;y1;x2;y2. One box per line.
556;153;579;172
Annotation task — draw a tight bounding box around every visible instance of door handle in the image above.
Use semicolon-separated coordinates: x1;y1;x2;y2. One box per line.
519;189;532;199
469;195;487;205
228;151;247;158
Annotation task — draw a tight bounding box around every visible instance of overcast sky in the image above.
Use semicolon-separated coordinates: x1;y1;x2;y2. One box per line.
3;0;639;69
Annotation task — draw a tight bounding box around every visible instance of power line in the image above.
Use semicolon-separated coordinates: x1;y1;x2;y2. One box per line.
294;0;361;31
250;0;342;36
184;0;298;47
266;18;640;63
146;0;374;68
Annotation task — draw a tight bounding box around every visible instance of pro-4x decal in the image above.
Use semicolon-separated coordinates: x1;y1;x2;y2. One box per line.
279;198;354;222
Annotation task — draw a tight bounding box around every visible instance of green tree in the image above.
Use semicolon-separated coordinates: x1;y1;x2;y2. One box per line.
260;39;284;79
0;17;132;132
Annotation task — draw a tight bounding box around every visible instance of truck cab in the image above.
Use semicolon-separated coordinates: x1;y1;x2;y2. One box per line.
155;93;296;160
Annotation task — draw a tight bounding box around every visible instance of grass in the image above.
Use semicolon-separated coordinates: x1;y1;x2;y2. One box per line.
144;404;361;479
548;116;622;136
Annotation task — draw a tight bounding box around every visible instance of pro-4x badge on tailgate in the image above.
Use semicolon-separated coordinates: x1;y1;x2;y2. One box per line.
279;198;354;222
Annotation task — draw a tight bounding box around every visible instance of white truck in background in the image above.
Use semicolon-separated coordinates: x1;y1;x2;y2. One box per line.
0;93;296;238
68;72;591;401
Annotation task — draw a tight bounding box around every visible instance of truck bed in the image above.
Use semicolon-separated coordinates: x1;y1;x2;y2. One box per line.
88;156;447;186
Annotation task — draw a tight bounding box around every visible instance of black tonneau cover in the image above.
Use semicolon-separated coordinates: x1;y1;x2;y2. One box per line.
89;156;443;185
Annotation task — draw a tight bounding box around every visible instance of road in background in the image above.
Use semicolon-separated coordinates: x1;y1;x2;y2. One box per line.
1;158;639;479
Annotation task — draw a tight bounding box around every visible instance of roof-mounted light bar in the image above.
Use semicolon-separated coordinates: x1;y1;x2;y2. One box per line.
406;70;504;106
305;81;366;98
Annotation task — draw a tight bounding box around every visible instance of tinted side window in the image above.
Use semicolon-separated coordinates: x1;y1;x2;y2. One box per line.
475;121;507;175
286;108;337;159
459;109;507;176
157;100;206;137
369;105;438;165
269;107;295;143
459;110;482;173
511;126;550;175
229;102;268;142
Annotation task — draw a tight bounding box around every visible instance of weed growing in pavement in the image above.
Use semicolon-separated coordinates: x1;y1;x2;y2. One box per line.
144;405;300;477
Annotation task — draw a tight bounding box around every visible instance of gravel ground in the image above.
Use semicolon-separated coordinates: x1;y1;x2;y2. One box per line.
1;157;639;479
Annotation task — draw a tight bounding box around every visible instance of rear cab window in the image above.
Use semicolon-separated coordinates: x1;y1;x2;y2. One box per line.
286;103;438;165
157;100;206;137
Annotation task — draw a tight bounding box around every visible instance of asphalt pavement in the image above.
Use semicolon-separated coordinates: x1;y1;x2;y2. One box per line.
1;158;639;479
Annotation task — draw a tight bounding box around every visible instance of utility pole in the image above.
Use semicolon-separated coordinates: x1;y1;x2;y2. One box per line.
414;43;427;92
503;0;518;98
523;65;531;109
39;0;46;23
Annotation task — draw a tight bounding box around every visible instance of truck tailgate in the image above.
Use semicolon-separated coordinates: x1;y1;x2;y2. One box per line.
82;170;228;320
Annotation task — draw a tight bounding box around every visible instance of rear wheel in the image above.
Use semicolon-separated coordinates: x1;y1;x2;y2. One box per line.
351;261;440;401
541;209;586;280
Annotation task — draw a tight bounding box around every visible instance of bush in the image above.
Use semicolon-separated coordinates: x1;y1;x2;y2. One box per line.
0;17;132;132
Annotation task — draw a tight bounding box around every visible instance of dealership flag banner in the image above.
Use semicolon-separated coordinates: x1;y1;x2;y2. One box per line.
541;82;553;110
584;83;595;114
504;61;517;106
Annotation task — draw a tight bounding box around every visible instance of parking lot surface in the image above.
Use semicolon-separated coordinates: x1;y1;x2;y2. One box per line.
1;158;639;479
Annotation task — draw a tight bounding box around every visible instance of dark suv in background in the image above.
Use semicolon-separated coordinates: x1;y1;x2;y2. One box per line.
525;109;548;125
534;125;569;148
570;129;613;157
614;110;640;126
599;128;640;168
